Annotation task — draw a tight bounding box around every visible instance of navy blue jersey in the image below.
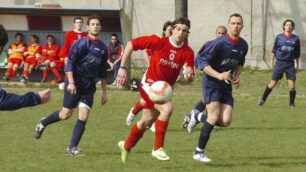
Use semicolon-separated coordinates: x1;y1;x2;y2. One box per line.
272;33;300;62
196;35;248;88
195;40;213;69
65;37;108;81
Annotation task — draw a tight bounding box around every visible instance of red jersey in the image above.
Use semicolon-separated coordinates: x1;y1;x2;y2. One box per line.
62;30;87;57
42;44;60;61
132;35;194;86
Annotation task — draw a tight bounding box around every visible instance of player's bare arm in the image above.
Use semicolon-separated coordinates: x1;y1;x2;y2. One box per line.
203;65;232;82
101;79;108;105
66;71;76;94
117;41;133;85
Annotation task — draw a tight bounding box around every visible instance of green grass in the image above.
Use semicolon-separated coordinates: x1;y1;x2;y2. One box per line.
1;69;306;172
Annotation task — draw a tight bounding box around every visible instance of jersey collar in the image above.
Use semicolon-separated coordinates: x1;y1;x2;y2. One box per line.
169;37;184;48
227;34;240;46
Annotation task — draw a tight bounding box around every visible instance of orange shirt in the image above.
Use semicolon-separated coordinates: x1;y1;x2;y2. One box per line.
25;44;42;59
8;42;26;59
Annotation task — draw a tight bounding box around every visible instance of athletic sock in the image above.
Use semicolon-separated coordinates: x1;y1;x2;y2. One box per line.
154;119;169;150
124;124;145;151
289;90;296;105
194;100;205;112
197;121;214;150
261;86;272;101
41;111;60;126
199;112;207;123
131;100;143;116
51;67;62;81
43;69;48;80
69;119;87;149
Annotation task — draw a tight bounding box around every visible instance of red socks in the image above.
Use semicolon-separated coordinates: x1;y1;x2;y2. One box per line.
132;100;144;115
124;124;145;151
154;119;169;150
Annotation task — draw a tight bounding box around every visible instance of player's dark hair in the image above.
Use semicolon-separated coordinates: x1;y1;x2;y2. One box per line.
228;13;243;24
172;18;191;29
283;19;295;31
15;32;23;38
74;16;83;23
87;15;102;25
0;25;8;48
46;34;54;40
30;34;39;43
216;25;227;34
162;21;172;37
111;33;118;38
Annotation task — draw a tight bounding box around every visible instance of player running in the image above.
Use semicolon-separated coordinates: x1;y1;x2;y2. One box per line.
116;17;194;163
191;13;248;162
181;25;228;131
34;15;108;156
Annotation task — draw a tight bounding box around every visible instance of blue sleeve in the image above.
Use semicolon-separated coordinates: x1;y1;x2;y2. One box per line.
239;42;248;66
196;40;220;71
64;39;87;72
99;46;108;79
295;38;300;59
0;89;41;111
272;36;278;54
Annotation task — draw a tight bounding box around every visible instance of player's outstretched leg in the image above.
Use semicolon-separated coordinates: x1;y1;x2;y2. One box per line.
181;112;191;129
126;108;135;126
118;141;129;163
258;86;272;106
187;111;205;133
34;111;61;139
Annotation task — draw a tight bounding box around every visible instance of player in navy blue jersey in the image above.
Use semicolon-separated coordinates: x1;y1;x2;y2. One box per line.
0;25;51;110
181;25;227;130
190;13;248;162
34;15;108;156
258;19;300;108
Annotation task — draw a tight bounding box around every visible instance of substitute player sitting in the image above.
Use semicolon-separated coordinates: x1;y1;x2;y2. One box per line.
40;35;62;83
4;33;26;81
116;17;194;163
21;34;42;83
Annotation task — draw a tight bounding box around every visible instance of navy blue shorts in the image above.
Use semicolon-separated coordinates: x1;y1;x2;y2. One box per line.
272;60;296;81
63;80;96;109
202;80;234;106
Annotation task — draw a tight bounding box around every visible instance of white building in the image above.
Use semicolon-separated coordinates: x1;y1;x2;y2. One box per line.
0;0;305;69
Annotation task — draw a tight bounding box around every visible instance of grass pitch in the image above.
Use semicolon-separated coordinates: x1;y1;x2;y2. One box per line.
1;69;306;172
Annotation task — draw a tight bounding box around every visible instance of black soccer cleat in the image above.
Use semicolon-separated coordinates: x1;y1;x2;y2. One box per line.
258;100;265;106
34;118;45;139
181;113;191;129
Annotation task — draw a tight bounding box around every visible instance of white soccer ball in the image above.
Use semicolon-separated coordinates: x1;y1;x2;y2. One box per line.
58;82;65;90
148;81;173;104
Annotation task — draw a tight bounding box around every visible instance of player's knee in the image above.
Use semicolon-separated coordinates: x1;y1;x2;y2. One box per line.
59;110;72;120
138;121;152;130
220;121;231;127
78;113;89;121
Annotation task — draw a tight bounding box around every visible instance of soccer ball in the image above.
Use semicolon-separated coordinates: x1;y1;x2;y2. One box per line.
148;81;173;104
58;82;65;90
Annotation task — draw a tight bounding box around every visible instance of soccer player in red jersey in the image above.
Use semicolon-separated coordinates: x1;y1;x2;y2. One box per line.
21;34;42;82
4;33;26;81
126;21;173;128
116;18;194;163
61;16;87;60
40;35;62;83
